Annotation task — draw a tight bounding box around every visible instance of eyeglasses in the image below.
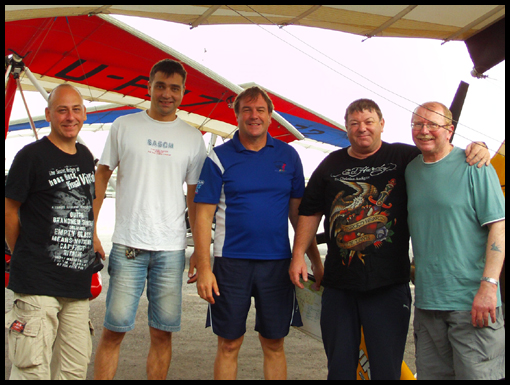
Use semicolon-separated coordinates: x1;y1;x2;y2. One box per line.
411;122;451;132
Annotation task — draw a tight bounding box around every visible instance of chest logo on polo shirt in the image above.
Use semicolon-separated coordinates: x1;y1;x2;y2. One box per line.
274;161;287;173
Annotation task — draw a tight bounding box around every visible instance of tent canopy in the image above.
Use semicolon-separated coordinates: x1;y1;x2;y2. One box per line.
5;5;505;74
5;5;504;41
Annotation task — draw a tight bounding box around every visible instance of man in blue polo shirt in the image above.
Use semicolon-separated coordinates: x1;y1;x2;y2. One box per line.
193;86;321;380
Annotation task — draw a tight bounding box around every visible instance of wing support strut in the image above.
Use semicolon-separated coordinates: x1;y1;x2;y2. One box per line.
5;52;41;139
5;52;94;159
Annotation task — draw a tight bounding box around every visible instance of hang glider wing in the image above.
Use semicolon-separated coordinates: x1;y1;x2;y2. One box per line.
5;14;305;143
5;5;505;74
9;94;349;148
8;105;141;133
8;104;240;141
6;14;348;146
240;83;349;148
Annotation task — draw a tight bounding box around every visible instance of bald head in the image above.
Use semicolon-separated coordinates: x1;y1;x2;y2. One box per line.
47;84;84;109
45;84;87;146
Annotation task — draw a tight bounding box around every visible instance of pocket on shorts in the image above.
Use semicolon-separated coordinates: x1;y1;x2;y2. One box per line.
453;308;505;365
5;303;44;368
477;308;505;362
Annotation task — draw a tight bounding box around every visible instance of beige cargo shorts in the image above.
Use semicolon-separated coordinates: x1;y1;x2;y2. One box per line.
5;293;93;380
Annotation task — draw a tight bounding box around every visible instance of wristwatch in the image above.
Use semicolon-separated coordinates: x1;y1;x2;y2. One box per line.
480;277;498;285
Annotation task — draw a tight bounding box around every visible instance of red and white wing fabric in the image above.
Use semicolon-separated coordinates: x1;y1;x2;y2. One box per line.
5;15;303;142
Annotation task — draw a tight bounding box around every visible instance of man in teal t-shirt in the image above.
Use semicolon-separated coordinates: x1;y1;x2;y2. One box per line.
406;102;505;380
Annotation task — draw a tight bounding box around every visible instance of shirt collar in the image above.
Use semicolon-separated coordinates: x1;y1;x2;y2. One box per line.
232;131;274;153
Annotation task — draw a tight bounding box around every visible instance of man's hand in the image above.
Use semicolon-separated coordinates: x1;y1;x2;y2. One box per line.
187;252;197;284
471;280;498;327
465;142;491;168
196;269;220;304
310;260;324;291
93;234;106;260
289;255;308;289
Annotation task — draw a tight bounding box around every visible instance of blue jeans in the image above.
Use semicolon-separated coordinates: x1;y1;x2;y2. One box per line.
104;243;185;333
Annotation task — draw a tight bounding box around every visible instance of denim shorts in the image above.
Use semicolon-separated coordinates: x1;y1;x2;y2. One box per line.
104;243;185;333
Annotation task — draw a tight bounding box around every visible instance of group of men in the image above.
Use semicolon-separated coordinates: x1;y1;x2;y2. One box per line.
5;59;505;380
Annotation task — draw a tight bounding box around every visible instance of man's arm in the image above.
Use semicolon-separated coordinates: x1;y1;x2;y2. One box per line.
289;212;323;289
5;198;22;253
186;184;198;236
289;199;323;288
288;198;300;228
186;184;198;283
471;219;505;327
194;202;220;304
93;164;113;259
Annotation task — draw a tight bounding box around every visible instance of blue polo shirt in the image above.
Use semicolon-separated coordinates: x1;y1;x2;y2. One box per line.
194;132;305;260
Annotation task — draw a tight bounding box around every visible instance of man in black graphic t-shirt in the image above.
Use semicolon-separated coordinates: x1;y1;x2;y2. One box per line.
289;99;491;380
5;84;95;380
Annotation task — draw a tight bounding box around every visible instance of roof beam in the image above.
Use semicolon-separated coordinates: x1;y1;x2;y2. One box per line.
364;5;418;39
280;5;322;27
190;5;223;29
443;5;505;43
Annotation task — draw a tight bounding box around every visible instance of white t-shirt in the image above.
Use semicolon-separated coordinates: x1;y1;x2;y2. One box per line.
99;111;207;250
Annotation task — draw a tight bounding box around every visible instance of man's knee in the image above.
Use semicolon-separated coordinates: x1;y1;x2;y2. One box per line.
218;336;244;355
99;328;126;346
149;327;172;345
259;335;285;354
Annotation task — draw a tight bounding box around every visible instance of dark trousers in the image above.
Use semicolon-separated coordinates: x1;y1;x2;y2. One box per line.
320;283;412;380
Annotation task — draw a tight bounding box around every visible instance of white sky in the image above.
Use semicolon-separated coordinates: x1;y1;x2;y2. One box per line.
7;15;505;175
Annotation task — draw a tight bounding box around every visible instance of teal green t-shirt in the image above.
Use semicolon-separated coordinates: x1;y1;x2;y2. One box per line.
406;146;505;311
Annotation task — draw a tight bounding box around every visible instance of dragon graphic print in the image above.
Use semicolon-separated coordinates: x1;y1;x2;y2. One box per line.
329;178;396;266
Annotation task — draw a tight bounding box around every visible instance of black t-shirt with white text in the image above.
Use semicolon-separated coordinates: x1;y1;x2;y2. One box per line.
5;137;96;298
299;142;420;292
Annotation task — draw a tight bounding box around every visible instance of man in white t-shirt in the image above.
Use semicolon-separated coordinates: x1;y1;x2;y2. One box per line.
93;59;207;380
